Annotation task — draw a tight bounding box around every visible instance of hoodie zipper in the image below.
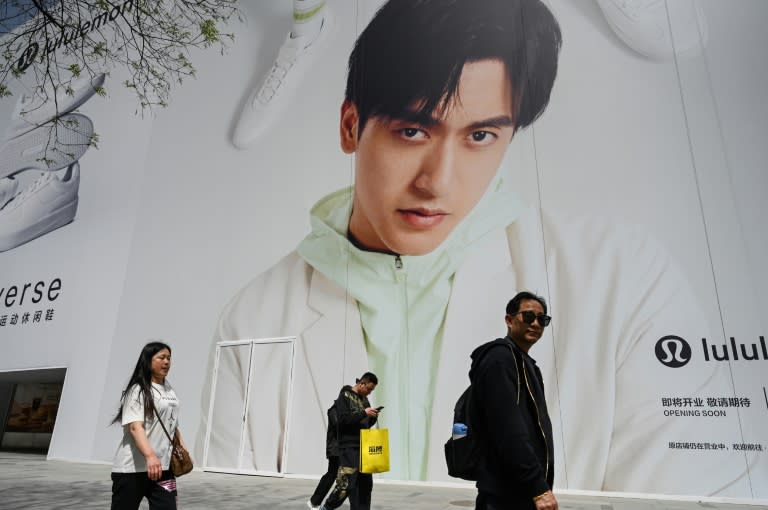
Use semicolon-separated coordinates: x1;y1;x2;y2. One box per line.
393;253;411;477
521;359;549;481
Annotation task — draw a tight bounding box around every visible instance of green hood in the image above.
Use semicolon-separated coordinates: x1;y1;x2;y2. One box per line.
298;176;523;479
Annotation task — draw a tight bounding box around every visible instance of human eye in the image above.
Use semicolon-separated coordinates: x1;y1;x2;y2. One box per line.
397;127;428;140
467;130;498;146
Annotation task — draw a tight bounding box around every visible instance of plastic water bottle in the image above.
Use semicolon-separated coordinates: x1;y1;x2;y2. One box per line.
452;423;468;439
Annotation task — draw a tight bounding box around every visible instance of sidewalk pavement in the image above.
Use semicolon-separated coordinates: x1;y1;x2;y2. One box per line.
0;452;763;510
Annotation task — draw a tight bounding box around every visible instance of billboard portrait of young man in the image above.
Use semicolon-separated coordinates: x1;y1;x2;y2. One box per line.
200;0;757;496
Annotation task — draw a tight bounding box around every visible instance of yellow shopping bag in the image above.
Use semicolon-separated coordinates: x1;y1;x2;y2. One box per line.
360;428;390;474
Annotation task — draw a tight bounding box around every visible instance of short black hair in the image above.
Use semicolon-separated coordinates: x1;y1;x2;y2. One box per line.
345;0;562;134
358;372;379;385
506;291;548;315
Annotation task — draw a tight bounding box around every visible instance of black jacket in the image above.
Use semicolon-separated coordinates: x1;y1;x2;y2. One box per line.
334;385;377;452
326;403;340;458
469;337;554;501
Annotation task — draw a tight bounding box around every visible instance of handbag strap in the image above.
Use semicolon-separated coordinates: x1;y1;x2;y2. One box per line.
149;390;175;445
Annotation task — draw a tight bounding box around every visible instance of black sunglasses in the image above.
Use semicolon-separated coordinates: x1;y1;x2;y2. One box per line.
512;310;552;327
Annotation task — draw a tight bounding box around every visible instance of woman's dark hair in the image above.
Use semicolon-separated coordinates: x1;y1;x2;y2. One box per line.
345;0;562;134
111;341;172;425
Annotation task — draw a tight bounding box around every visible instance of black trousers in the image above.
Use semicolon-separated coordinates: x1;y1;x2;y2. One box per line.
111;470;177;510
310;456;340;506
322;466;373;510
476;491;535;510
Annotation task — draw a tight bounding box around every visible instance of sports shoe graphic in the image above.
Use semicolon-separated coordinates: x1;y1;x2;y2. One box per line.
596;0;708;60
0;113;93;180
0;161;80;252
0;178;19;209
6;73;105;139
231;11;333;149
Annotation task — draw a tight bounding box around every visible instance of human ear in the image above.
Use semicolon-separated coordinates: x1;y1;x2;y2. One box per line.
339;101;359;154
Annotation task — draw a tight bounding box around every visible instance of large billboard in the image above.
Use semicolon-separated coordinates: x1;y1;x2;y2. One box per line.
0;0;765;500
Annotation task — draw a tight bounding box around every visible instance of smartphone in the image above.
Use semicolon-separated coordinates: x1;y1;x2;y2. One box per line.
375;406;384;411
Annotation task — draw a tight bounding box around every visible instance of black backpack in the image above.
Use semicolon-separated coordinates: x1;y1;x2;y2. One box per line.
444;341;512;480
444;385;482;480
327;401;338;428
326;400;340;457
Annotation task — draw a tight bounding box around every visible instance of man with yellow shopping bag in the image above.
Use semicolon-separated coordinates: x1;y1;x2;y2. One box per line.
318;373;380;510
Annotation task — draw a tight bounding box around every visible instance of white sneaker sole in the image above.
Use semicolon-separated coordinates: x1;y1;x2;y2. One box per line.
7;73;105;139
0;195;79;252
0;113;93;179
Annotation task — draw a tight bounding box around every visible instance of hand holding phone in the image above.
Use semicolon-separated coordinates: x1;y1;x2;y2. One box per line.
375;406;384;411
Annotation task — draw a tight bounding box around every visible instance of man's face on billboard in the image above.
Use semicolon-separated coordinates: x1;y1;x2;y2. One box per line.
341;59;515;256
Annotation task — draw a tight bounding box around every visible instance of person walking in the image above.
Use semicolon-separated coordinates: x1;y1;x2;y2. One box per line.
319;373;379;510
110;341;188;510
307;400;341;509
471;293;557;510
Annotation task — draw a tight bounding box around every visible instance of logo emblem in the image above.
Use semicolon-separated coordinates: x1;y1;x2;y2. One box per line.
655;335;692;368
16;42;38;72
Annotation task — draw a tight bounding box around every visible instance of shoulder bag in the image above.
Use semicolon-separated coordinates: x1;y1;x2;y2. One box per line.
151;399;193;477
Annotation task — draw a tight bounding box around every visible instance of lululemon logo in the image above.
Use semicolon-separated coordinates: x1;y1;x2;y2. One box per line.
655;335;692;368
16;42;38;72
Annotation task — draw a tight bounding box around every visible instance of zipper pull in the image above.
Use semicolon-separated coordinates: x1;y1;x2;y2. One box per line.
394;255;403;270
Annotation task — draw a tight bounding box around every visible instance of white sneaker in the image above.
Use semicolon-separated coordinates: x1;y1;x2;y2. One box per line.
0;178;19;209
0;113;93;180
0;161;80;252
7;73;105;139
232;11;334;149
596;0;708;60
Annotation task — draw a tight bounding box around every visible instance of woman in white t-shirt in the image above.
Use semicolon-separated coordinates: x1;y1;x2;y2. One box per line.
111;341;188;510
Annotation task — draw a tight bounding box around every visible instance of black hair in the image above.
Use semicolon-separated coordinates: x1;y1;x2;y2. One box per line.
506;291;548;315
111;341;172;425
358;372;379;385
345;0;562;134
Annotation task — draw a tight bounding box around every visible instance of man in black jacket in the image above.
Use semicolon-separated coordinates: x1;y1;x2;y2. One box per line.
319;372;379;510
470;292;557;510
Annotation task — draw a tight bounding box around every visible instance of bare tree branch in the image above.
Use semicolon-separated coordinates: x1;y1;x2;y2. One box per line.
0;0;241;164
2;0;241;115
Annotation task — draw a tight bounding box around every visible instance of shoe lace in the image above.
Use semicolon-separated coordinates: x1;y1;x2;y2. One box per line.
1;172;54;211
255;43;301;104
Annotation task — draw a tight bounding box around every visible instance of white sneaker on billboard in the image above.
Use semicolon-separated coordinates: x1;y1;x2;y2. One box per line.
0;113;93;180
0;161;80;252
596;0;708;60
0;178;19;209
6;73;105;139
232;12;333;149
